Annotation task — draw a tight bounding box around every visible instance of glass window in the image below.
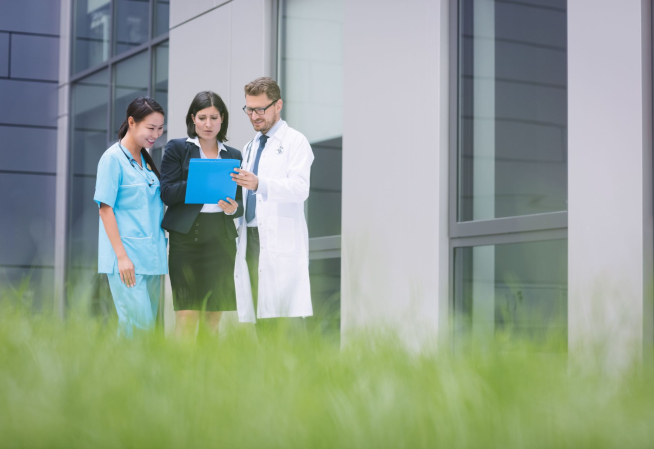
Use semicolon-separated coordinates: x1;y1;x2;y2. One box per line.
112;51;149;138
151;42;169;166
114;0;150;56
457;0;567;222
73;0;111;74
154;0;170;37
281;0;343;238
308;257;341;335
454;239;568;343
69;69;109;277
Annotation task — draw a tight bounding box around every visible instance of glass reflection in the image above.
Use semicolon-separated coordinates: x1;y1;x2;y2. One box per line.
68;69;109;296
114;0;150;55
154;0;170;37
458;0;567;221
112;51;149;138
281;0;343;238
151;42;169;166
308;257;341;336
73;0;111;74
454;239;568;343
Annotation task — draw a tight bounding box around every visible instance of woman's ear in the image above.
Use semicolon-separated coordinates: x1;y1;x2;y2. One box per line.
128;116;135;128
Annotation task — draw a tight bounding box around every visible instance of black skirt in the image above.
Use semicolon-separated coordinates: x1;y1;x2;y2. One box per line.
169;213;237;311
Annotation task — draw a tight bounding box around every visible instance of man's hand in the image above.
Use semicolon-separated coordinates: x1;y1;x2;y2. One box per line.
231;168;259;191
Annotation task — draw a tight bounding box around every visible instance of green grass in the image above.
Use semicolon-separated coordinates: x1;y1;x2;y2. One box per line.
1;302;653;448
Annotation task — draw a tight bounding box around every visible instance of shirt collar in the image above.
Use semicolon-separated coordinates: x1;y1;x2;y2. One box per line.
186;136;227;153
256;119;285;142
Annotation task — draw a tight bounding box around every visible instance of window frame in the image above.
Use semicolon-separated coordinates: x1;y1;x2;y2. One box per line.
448;0;569;335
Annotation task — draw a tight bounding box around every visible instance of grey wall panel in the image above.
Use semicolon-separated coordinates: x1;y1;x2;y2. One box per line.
229;0;274;147
0;125;57;172
0;79;58;127
169;0;231;29
568;0;652;364
0;32;8;77
168;5;231;141
341;0;449;345
0;0;61;35
0;173;56;266
168;0;271;147
10;34;59;81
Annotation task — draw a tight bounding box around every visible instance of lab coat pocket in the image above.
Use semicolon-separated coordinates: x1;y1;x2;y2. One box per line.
270;217;296;254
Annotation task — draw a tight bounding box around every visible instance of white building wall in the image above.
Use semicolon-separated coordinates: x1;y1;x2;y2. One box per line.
340;0;450;346
568;0;653;364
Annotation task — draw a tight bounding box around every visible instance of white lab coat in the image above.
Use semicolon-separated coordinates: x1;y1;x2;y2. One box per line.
234;120;314;322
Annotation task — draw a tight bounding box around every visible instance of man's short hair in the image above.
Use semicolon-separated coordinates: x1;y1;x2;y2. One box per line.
244;77;282;102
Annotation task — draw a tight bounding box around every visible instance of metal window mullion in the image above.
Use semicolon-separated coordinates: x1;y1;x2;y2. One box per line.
147;0;154;98
110;0;116;58
149;0;154;40
70;34;169;83
107;61;114;146
450;227;568;249
448;0;460;239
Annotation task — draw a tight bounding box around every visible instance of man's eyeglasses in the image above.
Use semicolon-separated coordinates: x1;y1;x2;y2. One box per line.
243;100;278;116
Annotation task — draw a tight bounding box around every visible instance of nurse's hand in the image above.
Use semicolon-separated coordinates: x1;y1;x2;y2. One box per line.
118;255;136;288
218;197;238;215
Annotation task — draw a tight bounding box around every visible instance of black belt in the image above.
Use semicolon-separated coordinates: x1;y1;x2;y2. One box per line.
247;227;259;237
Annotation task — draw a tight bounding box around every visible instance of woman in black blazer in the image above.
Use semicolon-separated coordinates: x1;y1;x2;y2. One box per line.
160;91;243;338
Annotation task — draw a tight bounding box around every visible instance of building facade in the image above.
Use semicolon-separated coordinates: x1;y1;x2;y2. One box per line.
1;0;652;358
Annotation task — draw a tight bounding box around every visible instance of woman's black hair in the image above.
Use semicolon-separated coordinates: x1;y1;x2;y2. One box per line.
117;96;164;179
185;91;229;142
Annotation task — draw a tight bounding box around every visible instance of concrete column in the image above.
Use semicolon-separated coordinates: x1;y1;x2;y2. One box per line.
341;0;450;347
54;0;72;319
568;0;653;365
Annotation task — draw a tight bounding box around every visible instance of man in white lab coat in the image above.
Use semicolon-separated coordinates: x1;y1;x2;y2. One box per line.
231;77;314;329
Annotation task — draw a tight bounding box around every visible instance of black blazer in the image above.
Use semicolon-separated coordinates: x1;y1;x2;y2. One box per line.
160;138;244;238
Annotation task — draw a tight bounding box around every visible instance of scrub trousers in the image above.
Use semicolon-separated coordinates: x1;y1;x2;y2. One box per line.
107;273;160;337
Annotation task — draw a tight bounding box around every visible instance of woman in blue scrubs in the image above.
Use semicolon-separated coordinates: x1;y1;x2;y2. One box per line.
94;97;168;337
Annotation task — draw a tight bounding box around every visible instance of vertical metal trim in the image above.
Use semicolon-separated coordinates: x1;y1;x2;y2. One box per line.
447;0;459;349
107;62;114;145
643;0;654;363
277;0;286;87
448;0;459;241
7;32;11;77
147;0;154;98
270;0;280;81
55;0;76;318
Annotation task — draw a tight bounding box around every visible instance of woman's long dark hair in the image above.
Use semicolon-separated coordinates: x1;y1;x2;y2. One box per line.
118;96;164;179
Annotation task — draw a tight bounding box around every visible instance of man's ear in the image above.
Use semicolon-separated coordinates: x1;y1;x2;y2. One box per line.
276;99;284;113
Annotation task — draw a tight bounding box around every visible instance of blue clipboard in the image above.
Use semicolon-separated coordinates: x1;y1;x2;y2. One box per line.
185;159;240;204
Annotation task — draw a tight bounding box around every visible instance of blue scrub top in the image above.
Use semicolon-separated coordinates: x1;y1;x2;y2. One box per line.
94;143;168;275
